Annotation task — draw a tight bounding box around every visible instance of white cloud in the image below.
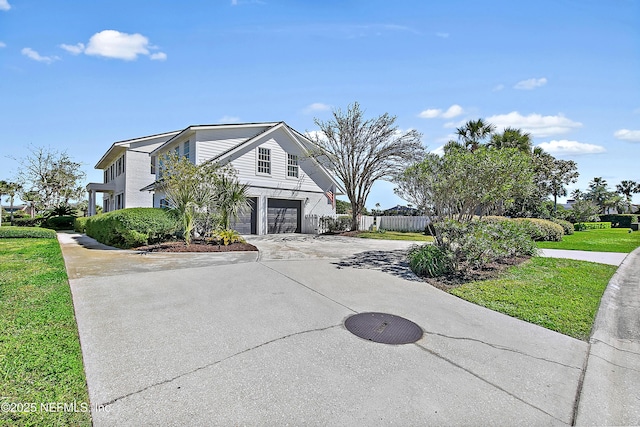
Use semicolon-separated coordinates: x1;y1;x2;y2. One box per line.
217;115;240;123
419;104;463;119
0;0;10;11
536;140;605;155
436;32;449;38
21;48;59;64
60;43;85;55
441;104;464;119
150;52;167;61
430;145;445;156
303;102;331;114
0;41;6;48
69;30;167;61
492;84;504;92
486;111;582;138
614;129;640;142
514;77;547;90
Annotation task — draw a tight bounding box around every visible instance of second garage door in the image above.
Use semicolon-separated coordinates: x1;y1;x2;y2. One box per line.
267;199;301;234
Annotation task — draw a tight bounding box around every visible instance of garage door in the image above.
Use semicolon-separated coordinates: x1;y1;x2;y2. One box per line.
231;197;257;235
267;199;301;234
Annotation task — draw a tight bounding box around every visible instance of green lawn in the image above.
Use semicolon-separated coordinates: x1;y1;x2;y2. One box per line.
450;257;617;340
356;231;434;242
537;228;640;253
0;238;91;426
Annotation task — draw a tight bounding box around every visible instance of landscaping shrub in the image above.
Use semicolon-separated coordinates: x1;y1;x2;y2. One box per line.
12;216;44;227
408;244;454;277
85;208;179;248
0;226;57;239
74;217;89;233
599;214;638;228
435;219;537;270
512;218;564;241
575;221;611;230
551;218;574;235
45;215;76;230
206;229;245;246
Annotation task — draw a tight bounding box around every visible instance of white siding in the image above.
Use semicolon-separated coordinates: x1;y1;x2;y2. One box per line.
125;151;156;208
196;126;272;163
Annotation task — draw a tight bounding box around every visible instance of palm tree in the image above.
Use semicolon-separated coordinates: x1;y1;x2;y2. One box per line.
616;180;640;213
488;127;532;153
216;175;250;230
5;182;23;224
587;177;611;213
0;180;8;226
455;119;496;151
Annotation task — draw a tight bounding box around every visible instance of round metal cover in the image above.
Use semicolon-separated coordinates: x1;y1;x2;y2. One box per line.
344;312;423;344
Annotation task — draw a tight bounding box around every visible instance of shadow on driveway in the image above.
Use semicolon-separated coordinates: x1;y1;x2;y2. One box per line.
334;249;421;282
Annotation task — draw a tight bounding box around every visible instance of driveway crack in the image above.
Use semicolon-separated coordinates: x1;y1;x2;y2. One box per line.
414;342;570;425
98;324;341;408
423;331;584;370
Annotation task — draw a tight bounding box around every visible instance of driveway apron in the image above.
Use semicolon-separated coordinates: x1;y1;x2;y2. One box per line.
59;232;592;426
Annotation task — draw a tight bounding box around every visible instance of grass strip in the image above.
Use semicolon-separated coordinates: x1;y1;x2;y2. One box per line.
537;228;640;253
0;238;91;426
450;257;617;340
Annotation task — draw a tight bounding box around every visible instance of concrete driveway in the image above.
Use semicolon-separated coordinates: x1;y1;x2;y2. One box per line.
60;233;590;426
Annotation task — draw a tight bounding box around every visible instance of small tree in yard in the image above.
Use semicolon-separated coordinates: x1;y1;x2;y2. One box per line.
571;198;600;228
308;102;424;231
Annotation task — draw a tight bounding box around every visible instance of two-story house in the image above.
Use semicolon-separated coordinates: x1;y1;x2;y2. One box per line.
86;122;343;234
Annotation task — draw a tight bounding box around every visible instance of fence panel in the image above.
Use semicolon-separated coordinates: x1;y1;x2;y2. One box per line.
378;216;430;232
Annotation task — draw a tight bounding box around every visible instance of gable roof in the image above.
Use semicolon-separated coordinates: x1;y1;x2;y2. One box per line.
95;130;180;169
149;122;280;157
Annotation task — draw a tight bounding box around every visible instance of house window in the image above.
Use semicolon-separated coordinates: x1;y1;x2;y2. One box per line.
183;141;190;161
257;147;271;174
110;164;114;181
104;170;108;183
159;198;169;209
150;156;156;174
287;154;299;178
115;193;124;210
174;146;180;156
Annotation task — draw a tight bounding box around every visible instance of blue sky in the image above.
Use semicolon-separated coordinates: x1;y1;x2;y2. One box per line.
1;0;639;209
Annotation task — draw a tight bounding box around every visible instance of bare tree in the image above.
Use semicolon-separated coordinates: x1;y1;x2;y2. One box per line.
308;102;424;230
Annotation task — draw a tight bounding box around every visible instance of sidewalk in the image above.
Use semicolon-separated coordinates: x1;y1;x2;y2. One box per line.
539;249;627;266
575;246;640;426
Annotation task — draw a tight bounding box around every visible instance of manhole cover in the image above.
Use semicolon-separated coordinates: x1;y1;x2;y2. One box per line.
344;312;423;344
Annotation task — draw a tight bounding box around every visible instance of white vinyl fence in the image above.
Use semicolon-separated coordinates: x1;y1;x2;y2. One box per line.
303;214;430;234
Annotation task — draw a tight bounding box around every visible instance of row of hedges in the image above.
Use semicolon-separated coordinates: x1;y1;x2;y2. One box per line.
599;214;638;228
0;226;57;239
575;222;612;231
84;208;179;248
482;216;564;241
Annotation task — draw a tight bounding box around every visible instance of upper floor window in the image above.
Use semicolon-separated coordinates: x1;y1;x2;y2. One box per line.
174;146;180;156
287;154;299;178
150;156;156;174
183;141;190;161
257;147;271;174
104;170;108;183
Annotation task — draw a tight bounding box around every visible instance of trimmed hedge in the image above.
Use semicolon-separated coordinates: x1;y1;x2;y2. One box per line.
74;217;89;233
12;217;44;227
0;226;57;239
45;215;76;230
575;221;611;231
599;214;638;228
551;218;575;235
86;208;179;248
512;218;564;241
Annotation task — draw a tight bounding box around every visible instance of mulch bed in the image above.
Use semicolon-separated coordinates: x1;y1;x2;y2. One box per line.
135;240;258;253
422;256;531;291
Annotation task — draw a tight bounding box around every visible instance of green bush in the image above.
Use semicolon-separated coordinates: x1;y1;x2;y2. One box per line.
85;208;179;248
575;221;611;230
434;219;537;271
512;218;564;241
74;217;89;233
551;218;574;235
599;214;638;228
0;226;57;238
12;216;44;227
206;229;246;246
408;244;454;277
45;215;76;230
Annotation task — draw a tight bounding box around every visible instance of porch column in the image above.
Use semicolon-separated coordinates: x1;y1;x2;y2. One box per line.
88;190;96;216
